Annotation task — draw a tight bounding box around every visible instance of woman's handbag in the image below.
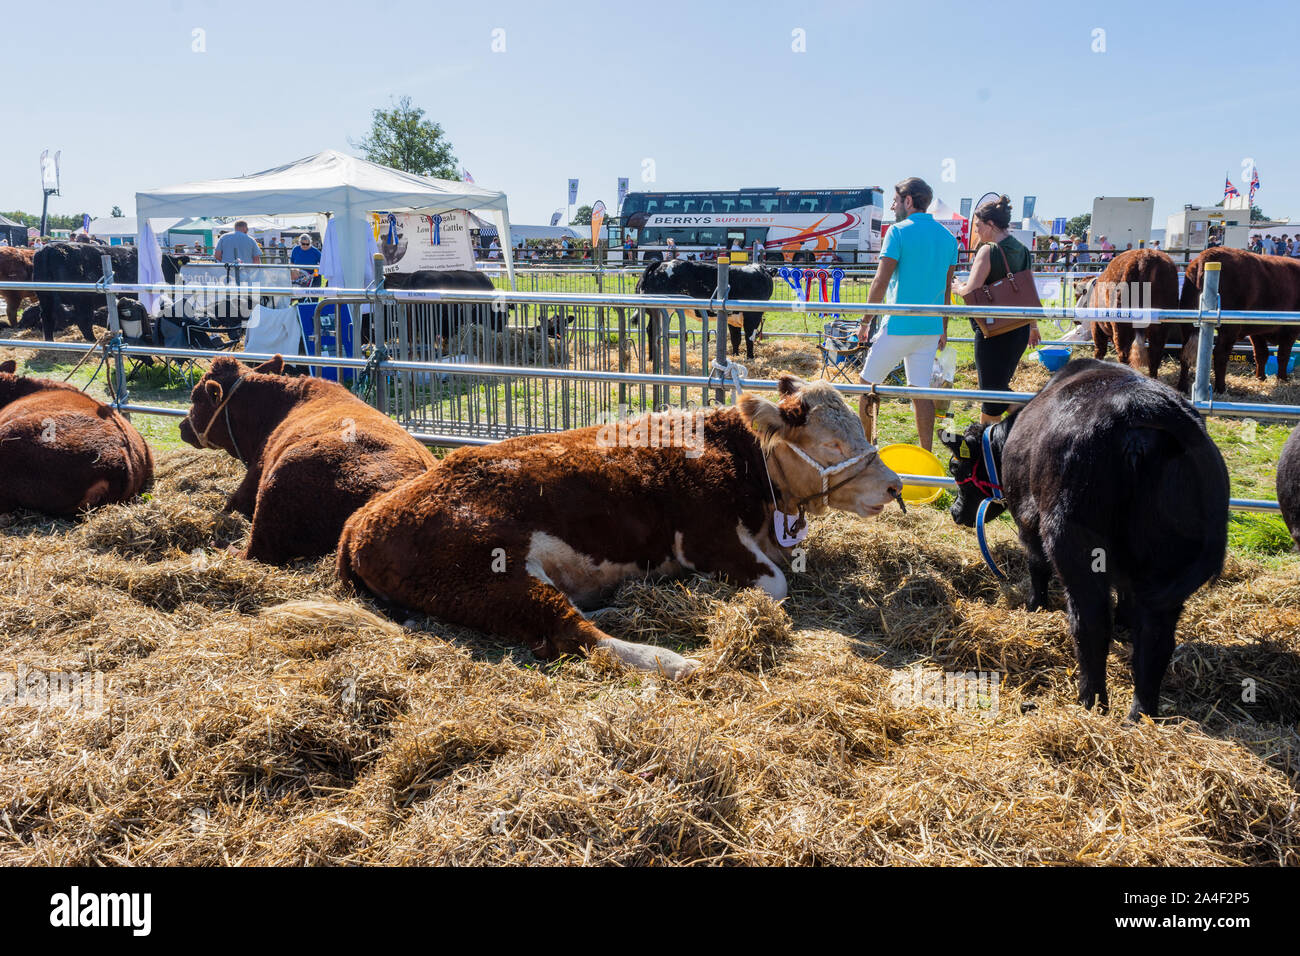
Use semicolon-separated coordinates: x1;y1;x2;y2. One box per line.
964;243;1040;337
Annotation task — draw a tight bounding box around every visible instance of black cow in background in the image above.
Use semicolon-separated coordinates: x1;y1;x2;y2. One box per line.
23;242;187;341
635;259;776;362
943;359;1229;720
374;268;501;347
1279;425;1300;552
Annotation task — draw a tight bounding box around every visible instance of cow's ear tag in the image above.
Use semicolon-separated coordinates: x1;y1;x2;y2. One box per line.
959;442;971;458
774;510;808;548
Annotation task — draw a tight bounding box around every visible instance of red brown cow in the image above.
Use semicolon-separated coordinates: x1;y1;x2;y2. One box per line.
337;375;903;679
0;246;35;329
1074;249;1194;392
0;359;153;515
1178;247;1300;393
179;355;435;564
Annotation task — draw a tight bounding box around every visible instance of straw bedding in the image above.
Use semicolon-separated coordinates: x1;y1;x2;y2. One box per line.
0;448;1296;865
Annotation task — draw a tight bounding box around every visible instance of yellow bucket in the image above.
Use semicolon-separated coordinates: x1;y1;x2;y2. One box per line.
877;443;946;506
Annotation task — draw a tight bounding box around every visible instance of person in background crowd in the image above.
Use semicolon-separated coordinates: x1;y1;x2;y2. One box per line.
951;194;1040;426
1151;240;1161;250
1075;236;1091;267
857;176;957;453
489;236;501;259
1263;234;1276;255
290;232;321;287
666;237;678;260
214;220;262;264
1098;235;1114;261
1124;242;1133;251
1048;236;1060;269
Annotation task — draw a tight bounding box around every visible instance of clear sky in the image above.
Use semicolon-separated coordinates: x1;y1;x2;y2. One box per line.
1;0;1296;229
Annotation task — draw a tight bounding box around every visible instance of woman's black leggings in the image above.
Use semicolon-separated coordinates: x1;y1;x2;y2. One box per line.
972;322;1032;416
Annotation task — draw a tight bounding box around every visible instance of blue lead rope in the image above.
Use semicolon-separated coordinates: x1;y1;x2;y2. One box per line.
976;428;1007;580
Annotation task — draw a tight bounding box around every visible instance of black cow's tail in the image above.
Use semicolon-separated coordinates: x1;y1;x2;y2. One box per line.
1121;408;1229;609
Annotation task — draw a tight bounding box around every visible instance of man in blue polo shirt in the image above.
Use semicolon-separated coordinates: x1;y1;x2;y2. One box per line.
857;177;957;452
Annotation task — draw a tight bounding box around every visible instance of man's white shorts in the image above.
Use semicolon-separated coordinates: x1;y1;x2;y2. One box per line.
859;331;941;386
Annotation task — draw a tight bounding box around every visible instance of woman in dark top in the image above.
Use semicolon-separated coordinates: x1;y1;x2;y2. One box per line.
952;194;1041;424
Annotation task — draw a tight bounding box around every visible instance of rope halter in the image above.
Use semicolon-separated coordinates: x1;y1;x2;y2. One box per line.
761;435;880;547
188;374;248;466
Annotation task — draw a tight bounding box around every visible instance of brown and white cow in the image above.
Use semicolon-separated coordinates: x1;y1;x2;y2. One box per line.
179;355;435;564
1073;249;1194;392
337;375;903;678
0;359;153;515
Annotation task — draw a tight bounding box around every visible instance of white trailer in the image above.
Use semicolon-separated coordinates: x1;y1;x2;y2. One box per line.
1165;204;1251;259
1089;197;1155;250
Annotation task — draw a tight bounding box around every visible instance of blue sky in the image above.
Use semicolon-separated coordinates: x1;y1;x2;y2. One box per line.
1;0;1296;228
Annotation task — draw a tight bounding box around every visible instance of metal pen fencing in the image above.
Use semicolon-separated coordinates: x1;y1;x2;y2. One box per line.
0;253;1295;515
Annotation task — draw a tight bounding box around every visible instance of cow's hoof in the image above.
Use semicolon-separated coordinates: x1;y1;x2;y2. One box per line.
597;637;700;680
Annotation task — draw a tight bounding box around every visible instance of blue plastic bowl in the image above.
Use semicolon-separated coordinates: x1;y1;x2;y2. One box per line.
1036;346;1072;372
1265;349;1298;377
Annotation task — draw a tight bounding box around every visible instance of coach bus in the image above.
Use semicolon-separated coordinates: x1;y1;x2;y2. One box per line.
614;187;885;264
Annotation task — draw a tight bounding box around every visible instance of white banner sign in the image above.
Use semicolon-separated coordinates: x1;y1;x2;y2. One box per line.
376;210;475;273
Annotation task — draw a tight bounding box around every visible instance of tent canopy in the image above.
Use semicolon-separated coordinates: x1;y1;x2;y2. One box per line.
135;149;515;294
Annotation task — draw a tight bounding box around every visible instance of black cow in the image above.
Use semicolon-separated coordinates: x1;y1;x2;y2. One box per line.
1279;425;1300;552
23;243;187;341
380;268;501;346
635;259;775;361
942;359;1229;720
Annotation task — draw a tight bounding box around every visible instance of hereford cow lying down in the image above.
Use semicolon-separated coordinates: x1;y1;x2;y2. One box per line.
1279;425;1300;552
943;359;1229;719
1074;249;1193;392
1179;247;1300;393
338;375;903;678
0;359;153;515
636;259;776;362
0;246;35;329
179;355;435;564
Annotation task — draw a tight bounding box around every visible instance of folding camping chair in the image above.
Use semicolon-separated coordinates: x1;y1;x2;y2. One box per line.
816;318;907;386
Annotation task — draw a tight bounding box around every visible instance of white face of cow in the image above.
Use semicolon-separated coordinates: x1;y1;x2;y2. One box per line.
740;376;902;518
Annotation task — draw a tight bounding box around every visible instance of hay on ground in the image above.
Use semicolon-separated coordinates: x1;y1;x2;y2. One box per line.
0;448;1296;865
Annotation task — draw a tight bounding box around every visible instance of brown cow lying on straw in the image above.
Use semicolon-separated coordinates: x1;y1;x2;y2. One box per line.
0;358;153;515
179;355;435;564
337;375;903;679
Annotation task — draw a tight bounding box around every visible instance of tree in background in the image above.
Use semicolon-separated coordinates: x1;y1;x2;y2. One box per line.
2;210;88;232
570;205;593;226
110;205;124;217
1064;213;1091;238
351;96;458;179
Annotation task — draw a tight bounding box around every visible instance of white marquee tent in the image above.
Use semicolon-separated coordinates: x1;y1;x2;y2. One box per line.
135;150;515;307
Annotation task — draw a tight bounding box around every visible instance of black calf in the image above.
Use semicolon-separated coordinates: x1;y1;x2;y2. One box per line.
943;359;1229;719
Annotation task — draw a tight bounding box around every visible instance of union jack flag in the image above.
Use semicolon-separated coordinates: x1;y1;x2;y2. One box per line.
461;167;474;184
1249;166;1260;203
1224;175;1240;199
